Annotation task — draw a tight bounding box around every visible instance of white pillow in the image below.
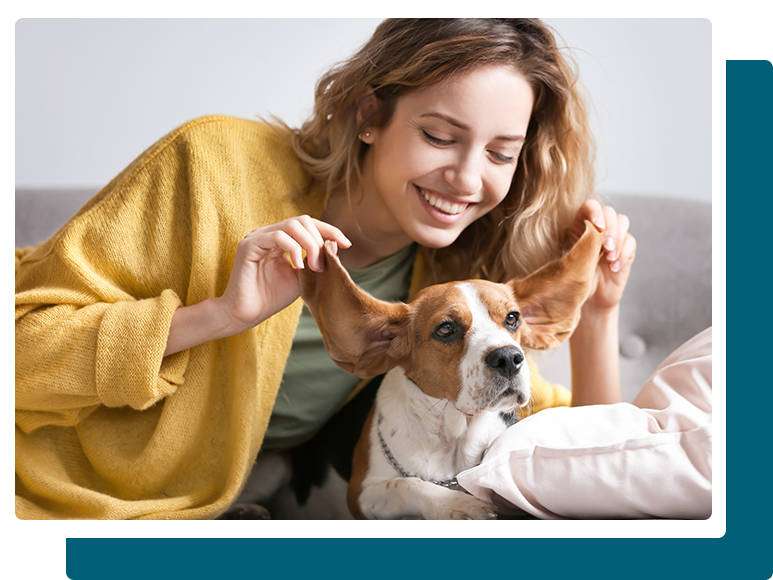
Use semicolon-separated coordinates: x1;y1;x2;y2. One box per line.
457;327;712;519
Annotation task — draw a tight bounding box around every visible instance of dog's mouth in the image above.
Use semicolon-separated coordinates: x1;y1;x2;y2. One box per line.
494;385;529;409
453;383;528;417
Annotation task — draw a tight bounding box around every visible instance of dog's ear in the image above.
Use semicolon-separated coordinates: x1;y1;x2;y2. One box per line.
298;241;410;378
509;221;604;350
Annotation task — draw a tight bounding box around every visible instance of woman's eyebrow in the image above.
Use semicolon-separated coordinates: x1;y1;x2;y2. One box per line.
419;112;525;142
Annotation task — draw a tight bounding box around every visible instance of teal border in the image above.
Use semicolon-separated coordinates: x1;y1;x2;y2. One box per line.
64;60;771;580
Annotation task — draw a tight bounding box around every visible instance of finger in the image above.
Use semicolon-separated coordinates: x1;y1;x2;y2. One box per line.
601;206;619;260
578;199;606;232
566;199;605;247
301;217;353;271
281;215;353;271
284;218;327;272
295;215;326;248
294;215;353;271
296;216;327;272
609;233;636;274
611;213;630;261
308;218;353;248
259;230;305;270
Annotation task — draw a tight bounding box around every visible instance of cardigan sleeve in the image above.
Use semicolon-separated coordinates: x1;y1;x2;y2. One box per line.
15;116;299;432
14;128;200;430
15;292;189;433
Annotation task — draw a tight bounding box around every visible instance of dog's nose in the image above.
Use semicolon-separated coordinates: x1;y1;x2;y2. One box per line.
485;346;525;378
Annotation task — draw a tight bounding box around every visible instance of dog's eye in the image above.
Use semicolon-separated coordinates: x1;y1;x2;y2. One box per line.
435;322;454;337
433;320;461;343
505;311;520;331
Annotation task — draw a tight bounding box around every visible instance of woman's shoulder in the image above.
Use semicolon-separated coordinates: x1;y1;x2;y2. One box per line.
163;115;293;151
120;115;304;188
174;114;286;133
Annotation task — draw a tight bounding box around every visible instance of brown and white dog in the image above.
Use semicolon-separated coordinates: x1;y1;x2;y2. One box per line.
294;221;604;520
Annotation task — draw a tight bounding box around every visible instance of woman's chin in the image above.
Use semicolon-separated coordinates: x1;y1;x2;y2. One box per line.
409;227;463;249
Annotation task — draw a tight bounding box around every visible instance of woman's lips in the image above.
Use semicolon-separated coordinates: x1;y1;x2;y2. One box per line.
415;185;472;223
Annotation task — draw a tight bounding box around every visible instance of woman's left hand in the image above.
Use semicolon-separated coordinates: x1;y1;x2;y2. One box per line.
567;199;637;313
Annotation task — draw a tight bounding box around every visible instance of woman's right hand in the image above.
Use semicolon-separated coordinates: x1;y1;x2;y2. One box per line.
164;216;351;357
217;215;352;334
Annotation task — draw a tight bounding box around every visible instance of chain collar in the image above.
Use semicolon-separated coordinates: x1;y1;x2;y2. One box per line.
377;413;461;489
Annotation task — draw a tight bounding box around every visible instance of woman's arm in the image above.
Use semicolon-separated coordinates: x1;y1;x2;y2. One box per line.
569;304;621;406
565;200;637;406
163;296;237;357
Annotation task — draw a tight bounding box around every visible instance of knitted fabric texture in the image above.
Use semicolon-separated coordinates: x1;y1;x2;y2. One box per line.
15;117;311;519
14;116;570;520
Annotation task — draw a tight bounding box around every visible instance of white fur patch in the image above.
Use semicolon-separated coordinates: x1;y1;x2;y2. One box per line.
360;366;507;519
455;283;528;415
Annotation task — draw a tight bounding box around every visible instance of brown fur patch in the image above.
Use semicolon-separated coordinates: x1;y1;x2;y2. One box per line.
509;220;604;350
402;284;471;402
469;280;521;337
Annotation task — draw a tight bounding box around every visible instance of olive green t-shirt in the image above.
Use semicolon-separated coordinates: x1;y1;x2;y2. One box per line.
262;244;417;451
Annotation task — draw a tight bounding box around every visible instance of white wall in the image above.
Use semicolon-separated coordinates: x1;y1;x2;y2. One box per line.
15;18;711;201
544;18;711;201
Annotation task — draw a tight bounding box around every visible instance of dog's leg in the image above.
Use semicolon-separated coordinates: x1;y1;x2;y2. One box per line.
219;452;292;520
358;478;497;520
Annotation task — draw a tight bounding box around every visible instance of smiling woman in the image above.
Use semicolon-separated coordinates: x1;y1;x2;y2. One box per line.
15;18;635;520
286;18;602;285
344;66;534;260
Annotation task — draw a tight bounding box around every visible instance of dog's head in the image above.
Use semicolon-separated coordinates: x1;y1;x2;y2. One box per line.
299;221;603;416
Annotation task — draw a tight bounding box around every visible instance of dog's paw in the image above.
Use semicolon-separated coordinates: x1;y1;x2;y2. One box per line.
218;503;272;520
438;495;498;520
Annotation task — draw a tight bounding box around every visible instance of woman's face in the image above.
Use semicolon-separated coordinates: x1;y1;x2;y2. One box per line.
360;65;535;250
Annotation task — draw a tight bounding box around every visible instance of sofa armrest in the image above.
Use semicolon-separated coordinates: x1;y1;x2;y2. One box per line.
15;188;98;249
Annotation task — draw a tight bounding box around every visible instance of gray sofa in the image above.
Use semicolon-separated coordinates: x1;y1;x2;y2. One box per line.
15;189;711;403
536;194;712;402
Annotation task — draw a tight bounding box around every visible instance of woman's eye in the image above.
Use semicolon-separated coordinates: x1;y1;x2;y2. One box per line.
490;150;516;164
505;311;520;330
422;130;454;147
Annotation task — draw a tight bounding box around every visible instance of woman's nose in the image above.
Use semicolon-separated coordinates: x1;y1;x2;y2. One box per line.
444;151;483;196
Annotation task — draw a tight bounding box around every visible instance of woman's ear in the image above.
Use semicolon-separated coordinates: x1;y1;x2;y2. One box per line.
355;85;379;142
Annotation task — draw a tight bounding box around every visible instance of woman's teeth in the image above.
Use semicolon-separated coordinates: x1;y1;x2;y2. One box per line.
419;187;467;215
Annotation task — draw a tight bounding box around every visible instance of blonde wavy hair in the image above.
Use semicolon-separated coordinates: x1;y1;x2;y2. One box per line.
280;18;596;284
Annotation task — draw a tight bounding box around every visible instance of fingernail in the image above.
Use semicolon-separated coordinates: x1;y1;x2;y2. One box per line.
610;260;621;273
604;237;616;251
593;218;605;230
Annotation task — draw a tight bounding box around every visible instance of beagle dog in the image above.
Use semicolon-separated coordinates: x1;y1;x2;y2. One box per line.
297;221;603;520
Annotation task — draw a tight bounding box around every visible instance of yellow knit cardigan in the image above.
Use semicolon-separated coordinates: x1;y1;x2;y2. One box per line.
15;116;569;520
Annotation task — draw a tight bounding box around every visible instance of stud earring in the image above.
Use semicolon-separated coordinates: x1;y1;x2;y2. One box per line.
358;132;372;141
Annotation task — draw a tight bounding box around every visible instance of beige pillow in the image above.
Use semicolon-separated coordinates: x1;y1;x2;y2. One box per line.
457;327;712;519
